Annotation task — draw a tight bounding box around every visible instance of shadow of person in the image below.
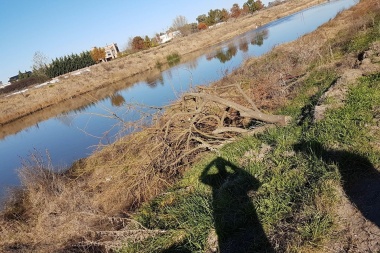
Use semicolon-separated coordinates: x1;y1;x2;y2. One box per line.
200;157;274;253
294;141;380;227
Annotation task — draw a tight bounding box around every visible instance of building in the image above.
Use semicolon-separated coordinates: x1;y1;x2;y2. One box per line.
104;43;119;61
91;43;120;62
159;31;181;44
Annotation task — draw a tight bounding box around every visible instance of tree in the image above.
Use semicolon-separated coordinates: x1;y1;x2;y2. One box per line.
242;4;250;15
198;22;208;30
172;15;188;30
230;3;242;18
144;35;152;49
196;14;207;24
244;0;265;13
206;9;223;26
32;51;49;77
220;8;230;22
131;36;145;51
90;47;106;63
172;15;192;36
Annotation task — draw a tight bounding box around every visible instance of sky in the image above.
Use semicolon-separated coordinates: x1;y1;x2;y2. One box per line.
0;0;271;84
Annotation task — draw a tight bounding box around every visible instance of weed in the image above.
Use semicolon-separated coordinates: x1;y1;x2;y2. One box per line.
155;60;163;69
166;52;181;67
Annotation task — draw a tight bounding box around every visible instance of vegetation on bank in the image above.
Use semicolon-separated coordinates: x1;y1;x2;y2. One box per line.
0;0;379;252
121;2;380;252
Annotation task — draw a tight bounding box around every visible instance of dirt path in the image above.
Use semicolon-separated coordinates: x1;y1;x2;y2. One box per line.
0;0;324;127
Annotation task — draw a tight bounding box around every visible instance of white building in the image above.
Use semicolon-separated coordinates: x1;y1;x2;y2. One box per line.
104;43;120;61
159;31;181;44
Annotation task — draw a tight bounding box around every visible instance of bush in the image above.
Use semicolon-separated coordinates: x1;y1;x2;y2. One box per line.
198;22;208;30
0;75;50;95
166;52;181;66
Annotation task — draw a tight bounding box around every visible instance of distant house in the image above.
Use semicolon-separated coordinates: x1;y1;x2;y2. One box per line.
104;43;119;61
8;71;32;83
159;31;181;44
92;43;120;62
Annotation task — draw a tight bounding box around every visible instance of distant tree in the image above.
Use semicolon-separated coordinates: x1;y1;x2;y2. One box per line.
190;23;199;33
151;37;160;47
198;22;208;30
144;35;152;49
32;51;49;77
220;8;230;22
131;36;145;51
172;15;188;30
244;0;265;13
206;9;223;26
45;51;95;78
90;47;106;63
196;14;207;24
230;3;242;18
18;70;25;80
172;15;192;36
242;4;250;15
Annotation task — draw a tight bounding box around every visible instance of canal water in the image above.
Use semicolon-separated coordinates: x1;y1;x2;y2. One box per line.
0;0;358;200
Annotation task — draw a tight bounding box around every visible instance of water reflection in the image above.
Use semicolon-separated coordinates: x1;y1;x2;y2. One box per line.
206;29;269;64
110;93;126;107
184;59;199;70
239;37;249;52
146;74;164;88
251;29;268;46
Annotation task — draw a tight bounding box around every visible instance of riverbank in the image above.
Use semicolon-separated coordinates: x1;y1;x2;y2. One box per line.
0;0;325;127
1;0;379;252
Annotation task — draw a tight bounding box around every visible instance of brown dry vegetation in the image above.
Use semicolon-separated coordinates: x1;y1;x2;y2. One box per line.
0;0;324;126
1;0;380;252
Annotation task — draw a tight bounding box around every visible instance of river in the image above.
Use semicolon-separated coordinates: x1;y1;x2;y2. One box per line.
0;0;358;201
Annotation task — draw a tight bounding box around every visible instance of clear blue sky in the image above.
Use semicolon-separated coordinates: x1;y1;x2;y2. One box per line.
0;0;271;84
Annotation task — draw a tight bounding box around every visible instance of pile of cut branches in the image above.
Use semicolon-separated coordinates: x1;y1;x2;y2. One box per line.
147;83;290;176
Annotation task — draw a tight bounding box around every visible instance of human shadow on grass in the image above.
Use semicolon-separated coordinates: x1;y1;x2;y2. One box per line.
200;157;274;253
295;141;380;227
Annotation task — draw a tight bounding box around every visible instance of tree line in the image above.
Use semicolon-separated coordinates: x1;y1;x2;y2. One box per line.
45;51;95;78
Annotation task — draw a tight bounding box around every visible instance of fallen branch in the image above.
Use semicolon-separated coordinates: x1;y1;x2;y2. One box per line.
184;92;290;125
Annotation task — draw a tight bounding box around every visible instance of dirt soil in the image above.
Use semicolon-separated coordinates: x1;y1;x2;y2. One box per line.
0;0;324;126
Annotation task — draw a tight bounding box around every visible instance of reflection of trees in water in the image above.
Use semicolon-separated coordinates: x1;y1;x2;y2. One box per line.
146;74;164;88
56;113;75;127
238;37;249;52
71;101;98;114
206;51;217;61
185;59;198;70
209;28;269;64
250;29;269;46
110;93;126;107
166;68;173;81
215;43;238;63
